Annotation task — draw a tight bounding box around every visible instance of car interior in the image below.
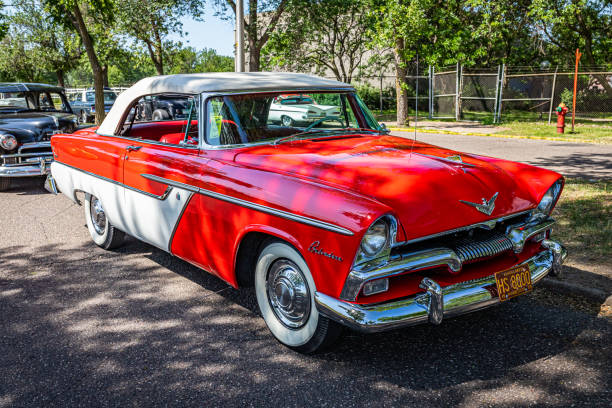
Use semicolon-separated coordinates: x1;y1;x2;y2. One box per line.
119;93;199;146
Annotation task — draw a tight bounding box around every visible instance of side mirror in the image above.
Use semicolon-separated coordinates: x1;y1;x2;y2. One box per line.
379;123;390;134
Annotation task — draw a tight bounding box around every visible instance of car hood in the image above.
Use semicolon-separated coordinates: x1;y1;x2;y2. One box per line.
0;111;76;142
233;134;561;240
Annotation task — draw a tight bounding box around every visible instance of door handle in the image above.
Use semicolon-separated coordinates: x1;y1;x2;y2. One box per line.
126;145;142;152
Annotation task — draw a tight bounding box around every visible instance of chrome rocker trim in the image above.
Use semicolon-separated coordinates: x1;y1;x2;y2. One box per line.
340;216;556;301
316;239;567;333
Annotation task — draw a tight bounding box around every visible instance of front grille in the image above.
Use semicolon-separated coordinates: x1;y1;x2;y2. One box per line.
451;232;513;263
391;212;530;267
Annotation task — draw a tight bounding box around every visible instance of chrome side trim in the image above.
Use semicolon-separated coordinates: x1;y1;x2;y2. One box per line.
340;247;462;301
316;243;566;333
55;161;173;200
141;173;355;236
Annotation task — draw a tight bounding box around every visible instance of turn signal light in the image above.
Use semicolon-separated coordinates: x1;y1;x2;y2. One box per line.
363;278;389;296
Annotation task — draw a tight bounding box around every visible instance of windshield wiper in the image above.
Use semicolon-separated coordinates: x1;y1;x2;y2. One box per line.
271;129;339;145
271;128;384;146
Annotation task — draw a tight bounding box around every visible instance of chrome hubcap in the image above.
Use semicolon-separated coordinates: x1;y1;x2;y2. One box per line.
267;259;311;329
90;196;106;235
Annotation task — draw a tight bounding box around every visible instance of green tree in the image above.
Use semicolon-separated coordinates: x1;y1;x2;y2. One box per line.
116;0;206;75
44;0;115;124
263;0;373;83
0;2;8;41
214;0;290;71
530;0;612;94
9;0;82;87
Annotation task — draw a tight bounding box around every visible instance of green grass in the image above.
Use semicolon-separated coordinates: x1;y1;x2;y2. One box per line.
553;179;612;263
497;121;612;143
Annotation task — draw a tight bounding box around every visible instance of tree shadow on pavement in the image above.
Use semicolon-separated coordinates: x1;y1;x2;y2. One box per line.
524;152;612;179
0;241;610;407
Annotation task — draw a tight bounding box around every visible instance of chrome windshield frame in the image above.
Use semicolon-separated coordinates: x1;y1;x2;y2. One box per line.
198;88;381;151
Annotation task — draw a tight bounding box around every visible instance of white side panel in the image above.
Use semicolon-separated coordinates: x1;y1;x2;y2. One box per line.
51;161;192;251
122;187;193;251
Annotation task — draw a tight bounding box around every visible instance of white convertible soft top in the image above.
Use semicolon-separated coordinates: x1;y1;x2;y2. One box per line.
97;72;353;135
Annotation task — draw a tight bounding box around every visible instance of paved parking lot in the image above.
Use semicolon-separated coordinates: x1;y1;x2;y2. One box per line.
393;131;612;179
1;134;611;407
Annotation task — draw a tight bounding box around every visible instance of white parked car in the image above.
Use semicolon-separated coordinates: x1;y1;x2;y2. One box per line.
268;94;341;127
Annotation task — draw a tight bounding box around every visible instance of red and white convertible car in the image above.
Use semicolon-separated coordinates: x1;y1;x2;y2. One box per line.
49;73;567;353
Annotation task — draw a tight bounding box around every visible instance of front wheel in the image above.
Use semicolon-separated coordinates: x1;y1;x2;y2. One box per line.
84;193;125;250
255;241;341;353
80;110;89;124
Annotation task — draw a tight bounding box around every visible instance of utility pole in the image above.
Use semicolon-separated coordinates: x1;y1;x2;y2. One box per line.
235;0;245;72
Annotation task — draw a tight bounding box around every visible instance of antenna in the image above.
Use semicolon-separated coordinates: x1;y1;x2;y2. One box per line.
414;53;418;141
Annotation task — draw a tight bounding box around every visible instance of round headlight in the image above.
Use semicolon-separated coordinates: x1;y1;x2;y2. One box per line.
537;180;563;215
0;133;18;151
360;219;389;257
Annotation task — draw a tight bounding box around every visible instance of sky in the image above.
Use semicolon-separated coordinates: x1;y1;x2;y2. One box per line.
170;5;236;57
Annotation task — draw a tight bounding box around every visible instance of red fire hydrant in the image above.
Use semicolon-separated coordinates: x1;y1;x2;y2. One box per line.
555;103;568;133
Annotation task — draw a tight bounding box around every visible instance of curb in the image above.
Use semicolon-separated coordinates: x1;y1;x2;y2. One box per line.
387;127;601;144
540;276;610;303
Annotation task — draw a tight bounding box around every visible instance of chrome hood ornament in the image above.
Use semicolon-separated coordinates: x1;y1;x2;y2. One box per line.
460;192;498;216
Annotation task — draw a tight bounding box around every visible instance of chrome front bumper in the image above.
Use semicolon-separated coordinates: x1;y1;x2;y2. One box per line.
0;143;53;178
315;239;567;333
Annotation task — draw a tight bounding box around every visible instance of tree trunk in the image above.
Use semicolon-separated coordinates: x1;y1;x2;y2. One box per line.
394;40;408;126
102;64;109;87
249;43;261;72
70;4;106;125
145;40;164;75
56;70;65;88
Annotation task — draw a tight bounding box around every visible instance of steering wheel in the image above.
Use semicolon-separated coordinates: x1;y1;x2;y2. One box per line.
305;115;345;131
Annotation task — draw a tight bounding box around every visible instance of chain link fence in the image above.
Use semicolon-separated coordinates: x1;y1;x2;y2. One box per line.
345;65;612;123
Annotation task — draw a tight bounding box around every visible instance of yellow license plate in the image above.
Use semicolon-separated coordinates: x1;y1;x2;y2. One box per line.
495;264;532;301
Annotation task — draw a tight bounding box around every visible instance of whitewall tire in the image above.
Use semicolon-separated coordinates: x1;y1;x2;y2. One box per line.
84;193;125;250
255;240;341;353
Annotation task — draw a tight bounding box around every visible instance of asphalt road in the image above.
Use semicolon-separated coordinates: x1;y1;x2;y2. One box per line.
1;150;611;407
392;131;612;179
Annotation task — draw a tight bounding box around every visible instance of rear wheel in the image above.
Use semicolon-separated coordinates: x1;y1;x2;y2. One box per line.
0;177;10;191
254;240;341;353
84;193;125;250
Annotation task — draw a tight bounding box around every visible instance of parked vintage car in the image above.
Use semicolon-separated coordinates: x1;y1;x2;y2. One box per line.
0;82;78;191
69;87;117;124
48;73;567;353
133;94;192;122
268;93;341;127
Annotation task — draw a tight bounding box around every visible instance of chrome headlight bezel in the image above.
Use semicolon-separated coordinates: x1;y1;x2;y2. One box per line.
0;133;18;151
354;215;398;266
535;179;563;216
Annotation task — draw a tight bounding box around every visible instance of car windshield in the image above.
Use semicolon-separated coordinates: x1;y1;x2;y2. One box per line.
205;91;381;146
85;91;117;103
